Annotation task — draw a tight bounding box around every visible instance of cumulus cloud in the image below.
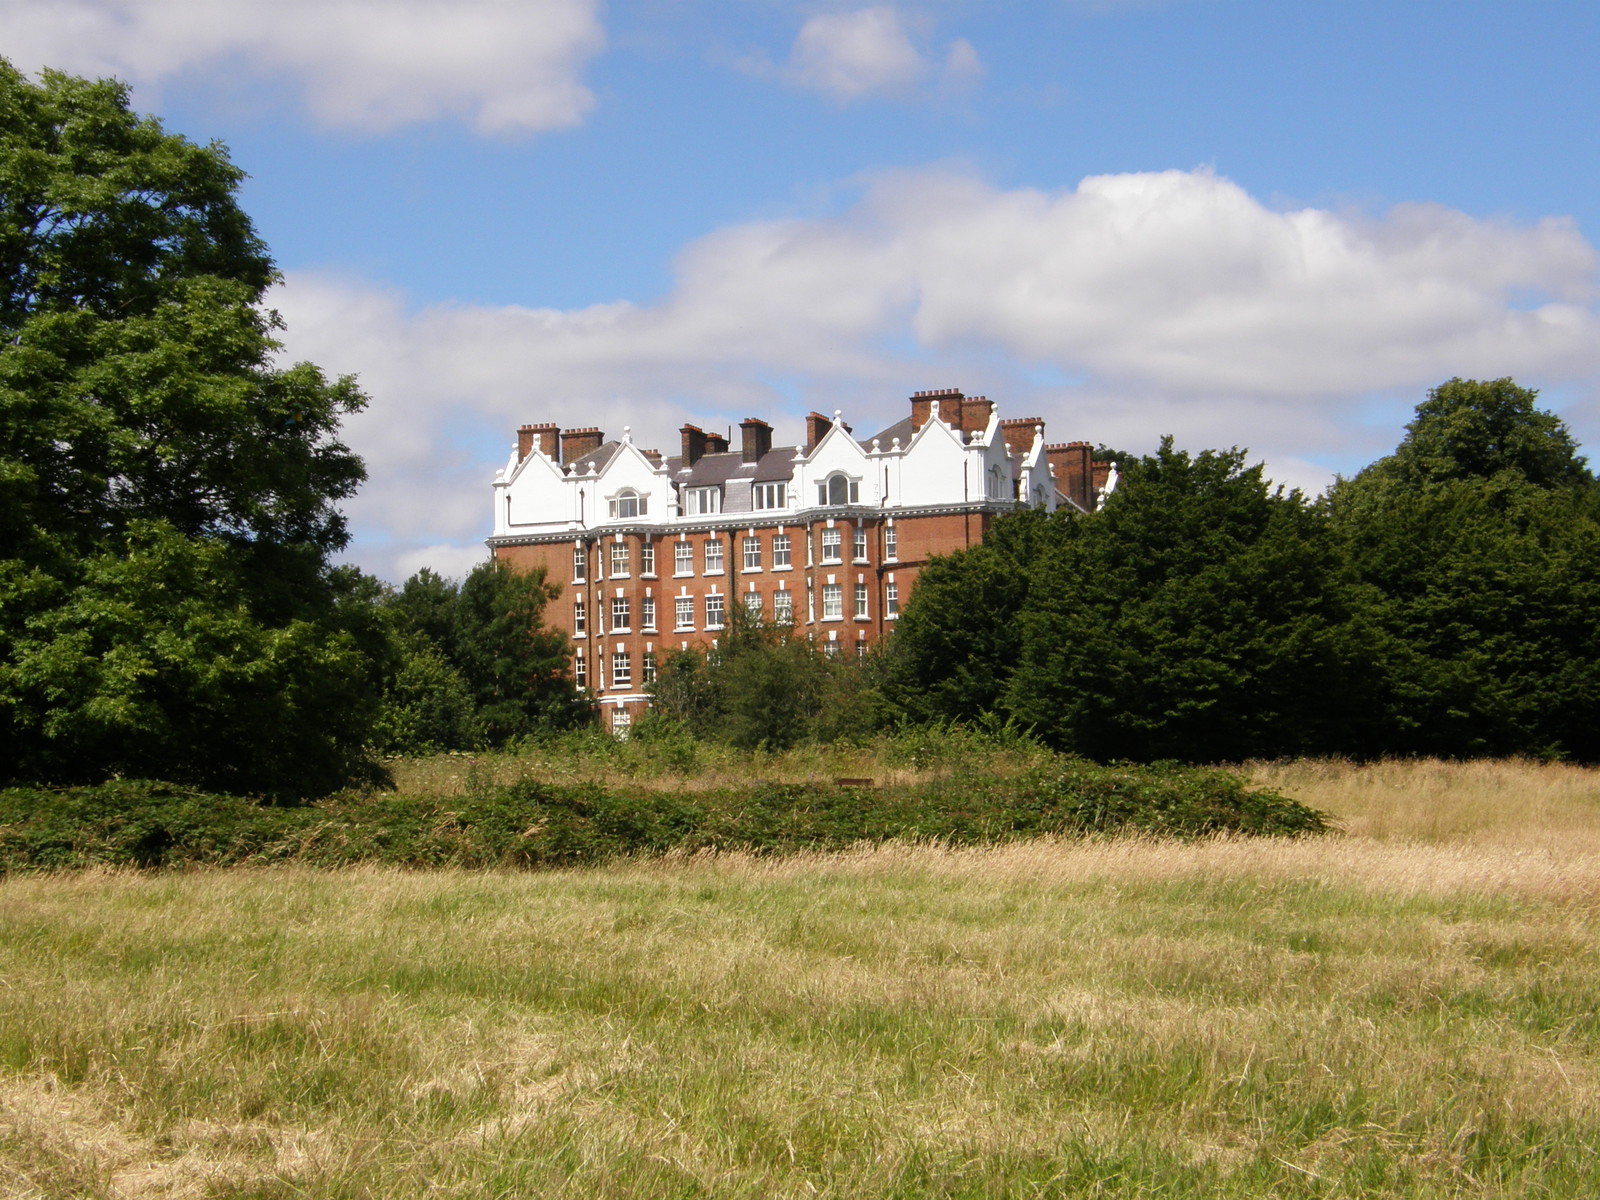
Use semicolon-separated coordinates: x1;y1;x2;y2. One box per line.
750;7;983;103
0;0;605;133
269;166;1600;579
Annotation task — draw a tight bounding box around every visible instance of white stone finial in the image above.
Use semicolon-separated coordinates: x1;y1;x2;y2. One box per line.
833;409;842;423
622;425;632;443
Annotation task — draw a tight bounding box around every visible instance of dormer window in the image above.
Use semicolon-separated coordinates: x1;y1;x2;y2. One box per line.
608;488;647;520
753;482;786;510
684;485;721;515
816;473;860;507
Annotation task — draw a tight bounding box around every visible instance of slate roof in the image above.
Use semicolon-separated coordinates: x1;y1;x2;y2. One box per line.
667;446;800;486
564;442;622;475
865;415;916;449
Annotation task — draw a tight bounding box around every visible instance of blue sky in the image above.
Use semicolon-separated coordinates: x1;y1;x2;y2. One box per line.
6;0;1599;579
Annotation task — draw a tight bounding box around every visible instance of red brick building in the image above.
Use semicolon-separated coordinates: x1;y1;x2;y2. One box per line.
488;388;1114;731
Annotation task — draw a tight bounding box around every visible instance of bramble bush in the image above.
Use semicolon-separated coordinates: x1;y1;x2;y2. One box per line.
0;759;1325;874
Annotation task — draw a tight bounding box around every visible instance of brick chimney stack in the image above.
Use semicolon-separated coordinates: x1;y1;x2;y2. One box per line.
681;423;708;466
560;427;604;463
517;422;560;463
804;411;832;454
910;387;965;430
740;417;773;463
961;395;993;436
705;431;730;455
1046;441;1095;512
1000;418;1042;454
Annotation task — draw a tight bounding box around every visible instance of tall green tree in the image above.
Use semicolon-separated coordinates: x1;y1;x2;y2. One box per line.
0;62;377;797
1328;379;1600;759
881;507;1068;724
1009;439;1377;761
452;559;577;743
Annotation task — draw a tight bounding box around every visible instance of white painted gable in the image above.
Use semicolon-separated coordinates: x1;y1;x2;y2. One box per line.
591;437;667;528
896;414;975;508
796;417;879;506
495;446;572;534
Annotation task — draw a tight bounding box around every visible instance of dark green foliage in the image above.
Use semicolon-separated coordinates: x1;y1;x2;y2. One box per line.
0;63;361;563
447;558;577;742
647;648;718;740
704;604;834;750
649;604;882;749
369;635;479;755
1362;377;1588;492
374;560;580;752
0;63;380;798
886;377;1600;765
0;65;272;330
0;761;1325;873
1328;379;1600;759
1;527;391;798
1009;439;1377;761
883;507;1069;724
388;567;460;649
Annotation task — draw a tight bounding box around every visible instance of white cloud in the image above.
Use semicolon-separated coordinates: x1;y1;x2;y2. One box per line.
0;0;605;133
270;166;1600;580
393;544;491;583
752;7;983;103
940;37;985;92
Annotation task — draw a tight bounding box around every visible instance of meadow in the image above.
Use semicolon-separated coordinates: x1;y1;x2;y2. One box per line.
2;757;1599;1197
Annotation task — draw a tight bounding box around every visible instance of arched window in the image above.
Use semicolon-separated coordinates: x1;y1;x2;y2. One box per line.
608;488;647;519
816;472;860;507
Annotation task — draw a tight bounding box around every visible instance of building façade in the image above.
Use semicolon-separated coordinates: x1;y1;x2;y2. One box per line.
486;387;1115;732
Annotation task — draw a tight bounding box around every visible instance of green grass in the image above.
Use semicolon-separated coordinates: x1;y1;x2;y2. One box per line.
2;756;1597;1196
3;791;1600;1196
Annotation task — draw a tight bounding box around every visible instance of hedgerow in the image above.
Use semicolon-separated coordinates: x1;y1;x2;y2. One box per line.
0;760;1325;874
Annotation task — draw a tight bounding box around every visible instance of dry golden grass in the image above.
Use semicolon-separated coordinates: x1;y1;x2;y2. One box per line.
3;758;1599;1197
1250;757;1600;851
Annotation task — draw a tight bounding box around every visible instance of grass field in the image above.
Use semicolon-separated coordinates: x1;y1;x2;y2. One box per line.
3;759;1599;1197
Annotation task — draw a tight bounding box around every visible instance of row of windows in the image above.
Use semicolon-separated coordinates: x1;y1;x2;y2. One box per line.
574;541;659;581
605;473;867;524
578;578;901;636
573;596;669;635
575;586;901;689
574;651;658;690
574;526;899;582
578;626;882;689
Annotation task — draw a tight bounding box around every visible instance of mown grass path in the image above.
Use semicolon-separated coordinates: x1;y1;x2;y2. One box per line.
3;761;1600;1197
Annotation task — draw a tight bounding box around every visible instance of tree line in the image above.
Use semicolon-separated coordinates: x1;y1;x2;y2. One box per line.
6;62;1599;799
882;377;1600;763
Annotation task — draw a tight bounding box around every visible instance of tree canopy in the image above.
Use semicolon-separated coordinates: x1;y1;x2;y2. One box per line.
885;378;1600;765
1327;378;1600;759
1006;440;1377;761
0;62;378;798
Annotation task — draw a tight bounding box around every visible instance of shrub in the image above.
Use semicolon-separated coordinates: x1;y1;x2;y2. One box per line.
0;760;1325;874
